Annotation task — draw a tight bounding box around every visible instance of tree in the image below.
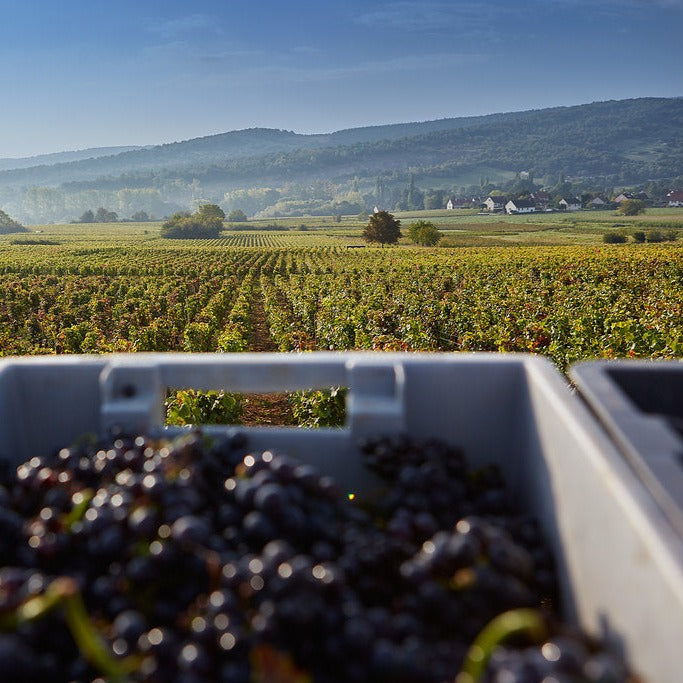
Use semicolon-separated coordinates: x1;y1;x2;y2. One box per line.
363;211;402;247
227;209;248;222
397;175;424;211
161;207;223;239
221;188;280;217
131;210;150;222
375;176;385;206
423;190;445;210
0;209;26;234
196;203;225;222
79;209;95;223
407;220;441;246
617;199;645;216
95;207;118;222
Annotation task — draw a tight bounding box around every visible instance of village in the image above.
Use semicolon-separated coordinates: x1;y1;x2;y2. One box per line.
445;188;683;214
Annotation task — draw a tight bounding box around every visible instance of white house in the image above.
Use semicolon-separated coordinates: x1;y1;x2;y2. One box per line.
559;197;582;212
484;196;508;212
505;199;536;214
446;198;473;210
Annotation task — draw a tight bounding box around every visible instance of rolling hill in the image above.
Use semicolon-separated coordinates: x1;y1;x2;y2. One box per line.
0;146;148;172
2;97;681;223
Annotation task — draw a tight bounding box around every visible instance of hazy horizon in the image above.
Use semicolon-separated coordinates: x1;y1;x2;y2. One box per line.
2;0;682;159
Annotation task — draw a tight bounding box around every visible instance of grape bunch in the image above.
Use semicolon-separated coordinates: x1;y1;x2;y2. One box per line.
0;431;634;682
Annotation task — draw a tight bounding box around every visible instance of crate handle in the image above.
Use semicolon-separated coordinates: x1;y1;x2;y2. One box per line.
99;355;407;437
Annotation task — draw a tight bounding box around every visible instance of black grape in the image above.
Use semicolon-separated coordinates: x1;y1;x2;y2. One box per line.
0;430;634;682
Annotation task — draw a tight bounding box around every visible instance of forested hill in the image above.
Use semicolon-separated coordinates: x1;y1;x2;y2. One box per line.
2;97;682;223
0;110;537;180
0;119;506;186
0;146;147;172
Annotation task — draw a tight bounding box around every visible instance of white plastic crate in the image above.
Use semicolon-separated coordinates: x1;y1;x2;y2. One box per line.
0;352;681;682
570;359;683;536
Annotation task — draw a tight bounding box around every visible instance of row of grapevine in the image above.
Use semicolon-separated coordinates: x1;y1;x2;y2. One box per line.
257;246;683;368
0;243;680;371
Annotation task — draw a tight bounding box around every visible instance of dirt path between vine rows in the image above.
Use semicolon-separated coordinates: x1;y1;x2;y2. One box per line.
240;284;296;426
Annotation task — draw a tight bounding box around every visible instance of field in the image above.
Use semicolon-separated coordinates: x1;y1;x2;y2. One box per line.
1;210;681;377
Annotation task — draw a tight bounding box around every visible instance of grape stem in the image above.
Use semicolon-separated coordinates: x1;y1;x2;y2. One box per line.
0;577;137;681
62;488;95;529
457;608;548;683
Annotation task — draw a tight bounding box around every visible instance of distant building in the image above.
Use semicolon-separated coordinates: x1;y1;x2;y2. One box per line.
484;196;508;212
505;199;537;214
587;197;607;209
667;190;683;207
446;198;472;210
614;192;648;204
559;197;582;212
531;190;551;209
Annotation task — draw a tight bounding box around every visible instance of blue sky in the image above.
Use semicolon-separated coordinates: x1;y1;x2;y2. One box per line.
1;0;681;158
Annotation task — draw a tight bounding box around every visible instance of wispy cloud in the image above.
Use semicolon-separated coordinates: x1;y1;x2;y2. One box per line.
290;46;323;57
538;0;683;8
355;2;494;32
359;0;683;24
145;14;219;39
197;49;265;64
619;0;683;6
139;41;264;74
185;51;490;91
321;52;489;80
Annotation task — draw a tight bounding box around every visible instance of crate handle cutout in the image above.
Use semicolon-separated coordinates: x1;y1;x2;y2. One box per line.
99;355;407;438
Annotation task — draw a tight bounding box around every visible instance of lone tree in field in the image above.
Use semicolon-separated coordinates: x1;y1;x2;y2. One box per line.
363;211;402;247
161;203;224;239
407;220;441;246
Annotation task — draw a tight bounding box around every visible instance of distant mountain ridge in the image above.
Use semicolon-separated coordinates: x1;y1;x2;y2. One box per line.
0;108;558;179
1;97;681;223
0;110;533;174
0;146;148;172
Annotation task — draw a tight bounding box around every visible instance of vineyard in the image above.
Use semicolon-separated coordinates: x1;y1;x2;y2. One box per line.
0;229;680;373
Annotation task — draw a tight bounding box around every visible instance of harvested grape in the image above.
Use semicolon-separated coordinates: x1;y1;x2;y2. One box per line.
0;431;635;682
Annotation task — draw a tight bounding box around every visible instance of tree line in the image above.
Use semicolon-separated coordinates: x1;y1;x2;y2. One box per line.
77;208;158;223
